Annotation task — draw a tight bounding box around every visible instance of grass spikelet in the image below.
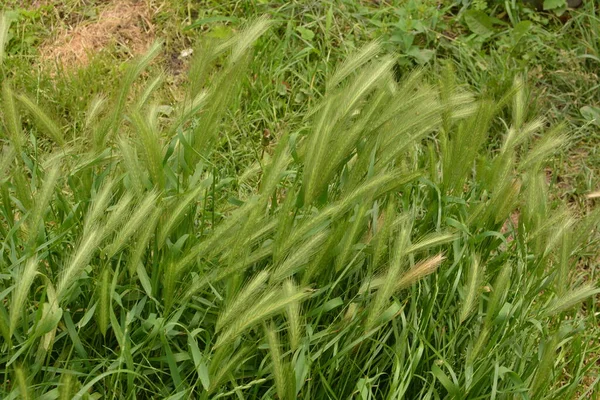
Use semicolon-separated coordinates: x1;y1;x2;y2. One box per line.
227;16;272;63
170;90;208;135
186;41;218;100
96;267;111;337
215;286;310;349
364;253;445;293
556;228;572;297
282;171;418;256
271;231;328;282
57;228;103;300
172;198;262;275
13;162;32;210
470;326;490;363
0;12;12;65
512;75;526;130
302;57;395;204
35;277;59;363
182;244;273;302
135;73;164;111
16;93;66;146
84;179;117;232
0;145;15;181
208;346;249;393
265;322;294;400
328;41;381;89
519;129;568;172
338;56;395;118
14;365;30;400
105;191;159;257
2;82;24;153
283;279;302;351
58;373;77;400
406;232;457;255
216;271;269;332
571;208;600;252
127;206;161;276
130;110;165;189
111;40;162;135
9;257;39;336
158;186;203;247
396;253;445;291
502;117;545;153
542;215;575;259
118;137;147;196
370;204;400;271
459;255;483;323
27;163;61;245
162;260;178;313
335;204;368;271
102;193;134;237
365;227;410;330
84;95;107;129
259;134;292;199
543;284;600;317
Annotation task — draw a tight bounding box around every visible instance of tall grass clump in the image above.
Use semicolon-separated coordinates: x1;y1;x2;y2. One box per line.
0;17;598;399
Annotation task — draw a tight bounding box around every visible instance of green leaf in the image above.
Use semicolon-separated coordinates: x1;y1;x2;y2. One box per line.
464;10;496;36
407;47;435;65
431;364;461;397
35;302;63;336
543;0;565;10
512;20;532;43
188;332;210;391
297;26;315;41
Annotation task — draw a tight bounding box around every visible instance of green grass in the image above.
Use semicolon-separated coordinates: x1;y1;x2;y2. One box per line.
0;1;599;399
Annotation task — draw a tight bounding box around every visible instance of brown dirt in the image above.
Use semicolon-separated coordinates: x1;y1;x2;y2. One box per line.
39;0;155;68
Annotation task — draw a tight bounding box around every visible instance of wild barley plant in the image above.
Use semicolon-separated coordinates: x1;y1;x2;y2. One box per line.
0;16;598;399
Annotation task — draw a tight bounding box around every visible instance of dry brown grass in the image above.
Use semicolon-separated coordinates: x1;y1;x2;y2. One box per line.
39;0;155;68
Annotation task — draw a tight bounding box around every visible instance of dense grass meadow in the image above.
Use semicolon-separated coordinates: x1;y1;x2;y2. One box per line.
0;1;599;399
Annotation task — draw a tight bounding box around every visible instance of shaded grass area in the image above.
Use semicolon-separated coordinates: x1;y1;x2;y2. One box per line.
0;0;599;398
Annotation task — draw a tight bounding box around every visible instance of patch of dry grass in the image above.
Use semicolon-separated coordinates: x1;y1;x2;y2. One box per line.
39;0;154;68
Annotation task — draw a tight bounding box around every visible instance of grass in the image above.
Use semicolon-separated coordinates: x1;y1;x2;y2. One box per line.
0;1;599;399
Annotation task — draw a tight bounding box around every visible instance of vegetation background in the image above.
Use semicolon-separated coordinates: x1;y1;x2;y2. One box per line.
0;0;599;399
